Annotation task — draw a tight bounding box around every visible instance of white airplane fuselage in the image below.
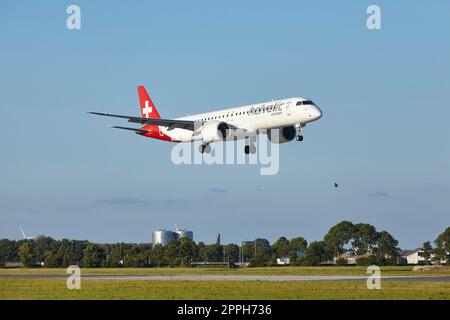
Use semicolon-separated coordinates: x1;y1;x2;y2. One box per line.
90;86;323;153
157;97;322;143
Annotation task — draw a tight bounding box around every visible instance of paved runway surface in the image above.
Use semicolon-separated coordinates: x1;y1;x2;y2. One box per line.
1;274;450;282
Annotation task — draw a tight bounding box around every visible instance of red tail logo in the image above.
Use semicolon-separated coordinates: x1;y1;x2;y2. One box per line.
137;85;161;119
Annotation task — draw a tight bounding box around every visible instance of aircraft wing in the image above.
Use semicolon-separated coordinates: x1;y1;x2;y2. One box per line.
88;112;198;130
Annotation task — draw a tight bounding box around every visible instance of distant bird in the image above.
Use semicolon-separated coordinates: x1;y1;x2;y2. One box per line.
334;183;339;188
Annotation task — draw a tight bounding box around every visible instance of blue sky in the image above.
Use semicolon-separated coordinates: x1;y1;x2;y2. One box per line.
0;1;449;249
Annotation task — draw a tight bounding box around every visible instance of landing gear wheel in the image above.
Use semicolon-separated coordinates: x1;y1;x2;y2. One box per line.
296;135;304;141
200;144;211;154
245;144;256;154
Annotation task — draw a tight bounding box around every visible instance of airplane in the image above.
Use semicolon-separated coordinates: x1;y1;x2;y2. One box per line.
89;85;322;154
19;226;35;240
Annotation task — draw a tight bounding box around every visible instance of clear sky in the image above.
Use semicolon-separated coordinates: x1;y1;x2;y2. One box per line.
1;1;449;249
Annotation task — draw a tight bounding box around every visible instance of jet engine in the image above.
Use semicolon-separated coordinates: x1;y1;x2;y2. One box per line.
267;126;297;144
198;122;232;142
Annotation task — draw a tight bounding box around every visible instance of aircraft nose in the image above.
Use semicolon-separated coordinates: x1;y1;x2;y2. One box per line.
313;106;322;120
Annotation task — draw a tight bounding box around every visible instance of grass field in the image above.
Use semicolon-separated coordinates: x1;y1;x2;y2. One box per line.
1;266;449;299
0;278;449;299
1;265;450;276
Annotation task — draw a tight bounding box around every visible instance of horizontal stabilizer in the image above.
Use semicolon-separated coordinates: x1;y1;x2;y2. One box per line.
109;125;150;134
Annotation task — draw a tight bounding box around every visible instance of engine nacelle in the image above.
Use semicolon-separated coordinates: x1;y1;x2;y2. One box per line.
267;126;297;144
199;122;232;142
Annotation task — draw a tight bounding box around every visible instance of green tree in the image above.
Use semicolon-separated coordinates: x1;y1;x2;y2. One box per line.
82;243;106;268
34;237;56;263
104;243;123;267
241;242;255;262
123;246;149;267
178;237;196;266
151;244;165;267
323;221;355;257
0;240;17;263
352;223;378;255
71;241;86;265
164;240;179;266
203;244;223;262
224;244;240;263
18;241;36;267
197;242;206;261
434;227;450;264
272;237;290;257
422;241;433;265
375;231;399;264
304;241;328;266
432;247;446;265
254;238;272;255
289;237;308;253
288;236;308;264
249;251;269;267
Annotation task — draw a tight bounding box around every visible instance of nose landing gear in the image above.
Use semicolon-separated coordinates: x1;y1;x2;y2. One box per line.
295;123;304;142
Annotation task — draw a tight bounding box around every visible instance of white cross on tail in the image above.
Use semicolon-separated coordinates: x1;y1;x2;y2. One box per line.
142;100;152;118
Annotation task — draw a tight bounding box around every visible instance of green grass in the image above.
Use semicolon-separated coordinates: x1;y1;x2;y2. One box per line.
1;266;450;276
1;266;448;300
0;278;449;300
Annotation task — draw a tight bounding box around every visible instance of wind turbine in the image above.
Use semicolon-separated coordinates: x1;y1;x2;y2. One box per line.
19;226;35;240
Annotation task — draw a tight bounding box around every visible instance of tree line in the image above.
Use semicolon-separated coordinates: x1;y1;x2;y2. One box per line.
1;221;448;268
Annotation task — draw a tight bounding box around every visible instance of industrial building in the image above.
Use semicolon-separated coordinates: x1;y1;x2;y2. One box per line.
174;228;194;241
153;227;193;246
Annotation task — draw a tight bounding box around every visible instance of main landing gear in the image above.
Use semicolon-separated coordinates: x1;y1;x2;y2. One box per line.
199;143;211;154
200;142;256;154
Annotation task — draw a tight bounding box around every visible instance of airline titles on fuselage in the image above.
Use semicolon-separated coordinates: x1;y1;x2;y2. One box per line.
249;101;284;116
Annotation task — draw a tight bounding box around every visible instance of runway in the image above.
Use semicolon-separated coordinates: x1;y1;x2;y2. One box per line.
1;274;450;282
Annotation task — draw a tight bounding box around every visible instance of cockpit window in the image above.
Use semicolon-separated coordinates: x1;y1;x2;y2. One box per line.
296;100;315;106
